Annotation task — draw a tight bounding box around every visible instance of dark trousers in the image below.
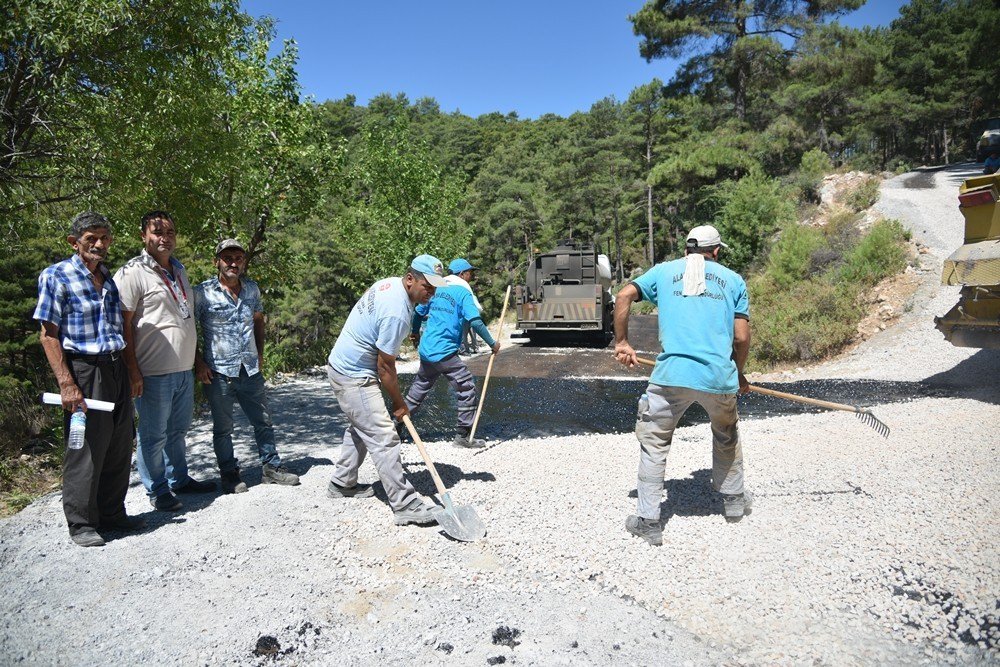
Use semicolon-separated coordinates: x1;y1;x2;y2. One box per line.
63;356;134;533
404;353;478;434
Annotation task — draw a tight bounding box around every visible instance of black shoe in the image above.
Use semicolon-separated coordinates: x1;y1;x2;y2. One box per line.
221;470;248;494
100;513;146;532
262;464;300;486
70;527;105;547
150;492;183;512
173;477;216;494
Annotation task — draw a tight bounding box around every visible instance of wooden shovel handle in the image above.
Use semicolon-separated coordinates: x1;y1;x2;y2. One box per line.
634;355;861;414
401;415;448;497
469;284;512;441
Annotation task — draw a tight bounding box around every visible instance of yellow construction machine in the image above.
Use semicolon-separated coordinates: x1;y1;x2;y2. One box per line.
935;173;1000;348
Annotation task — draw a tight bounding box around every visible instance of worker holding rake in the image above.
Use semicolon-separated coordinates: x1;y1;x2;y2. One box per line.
403;258;500;448
614;225;753;546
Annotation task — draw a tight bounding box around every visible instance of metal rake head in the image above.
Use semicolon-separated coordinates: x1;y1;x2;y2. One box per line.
855;409;890;438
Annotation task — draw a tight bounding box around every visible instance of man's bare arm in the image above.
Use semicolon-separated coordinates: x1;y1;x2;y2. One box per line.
39;322;84;411
377;350;409;420
613;283;641;367
733;318;751;394
121;310;143;398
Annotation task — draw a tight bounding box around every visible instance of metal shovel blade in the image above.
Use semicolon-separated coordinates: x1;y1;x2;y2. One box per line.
432;492;486;542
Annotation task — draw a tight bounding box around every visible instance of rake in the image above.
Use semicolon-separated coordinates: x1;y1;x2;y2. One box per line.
632;356;890;438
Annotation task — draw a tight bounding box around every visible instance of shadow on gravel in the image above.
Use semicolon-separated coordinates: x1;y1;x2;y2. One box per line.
922;349;1000;405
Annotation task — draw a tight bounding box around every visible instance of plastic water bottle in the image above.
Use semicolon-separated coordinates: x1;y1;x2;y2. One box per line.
68;408;86;450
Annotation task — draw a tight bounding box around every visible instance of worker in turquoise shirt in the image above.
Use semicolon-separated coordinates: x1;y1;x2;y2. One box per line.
614;225;752;547
404;259;500;448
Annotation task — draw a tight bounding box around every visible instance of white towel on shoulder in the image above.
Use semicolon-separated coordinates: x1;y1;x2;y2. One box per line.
682;253;706;296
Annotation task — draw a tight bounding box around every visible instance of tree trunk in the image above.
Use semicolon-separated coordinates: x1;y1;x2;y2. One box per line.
942;125;949;165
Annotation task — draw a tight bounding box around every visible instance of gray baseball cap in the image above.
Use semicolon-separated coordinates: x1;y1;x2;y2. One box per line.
215;238;245;256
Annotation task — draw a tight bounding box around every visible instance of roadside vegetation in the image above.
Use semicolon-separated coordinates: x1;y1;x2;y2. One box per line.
1;0;994;513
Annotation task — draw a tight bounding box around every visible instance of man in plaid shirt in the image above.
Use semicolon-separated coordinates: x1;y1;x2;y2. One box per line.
35;211;143;547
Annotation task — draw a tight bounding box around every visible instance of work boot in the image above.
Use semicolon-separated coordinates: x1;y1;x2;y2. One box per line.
99;513;146;532
262;464;300;486
221;470;248;494
70;527;105;547
150;492;183;512
327;480;375;499
723;490;754;523
173;476;216;494
625;515;663;546
393;498;438;526
453;429;486;449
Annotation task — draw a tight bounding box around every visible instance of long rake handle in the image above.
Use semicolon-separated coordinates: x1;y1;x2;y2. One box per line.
469;284;512;441
402;415;448;498
633;356;860;414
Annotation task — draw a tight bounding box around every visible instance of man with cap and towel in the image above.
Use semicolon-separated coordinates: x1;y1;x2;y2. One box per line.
403;258;501;449
613;225;752;546
325;255;448;526
193;238;300;494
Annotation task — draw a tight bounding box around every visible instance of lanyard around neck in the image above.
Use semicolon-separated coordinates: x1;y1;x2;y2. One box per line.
154;262;187;308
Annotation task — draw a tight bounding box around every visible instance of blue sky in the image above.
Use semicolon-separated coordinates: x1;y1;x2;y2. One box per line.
241;0;910;119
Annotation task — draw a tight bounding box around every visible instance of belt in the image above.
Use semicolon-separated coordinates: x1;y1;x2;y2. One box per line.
66;350;123;365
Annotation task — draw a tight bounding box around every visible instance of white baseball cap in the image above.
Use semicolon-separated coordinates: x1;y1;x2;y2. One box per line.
686;224;729;249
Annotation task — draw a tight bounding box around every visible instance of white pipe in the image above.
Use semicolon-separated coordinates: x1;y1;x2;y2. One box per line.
42;392;115;412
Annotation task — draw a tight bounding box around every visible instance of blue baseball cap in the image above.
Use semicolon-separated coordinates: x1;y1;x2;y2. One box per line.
409;254;448;287
449;258;475;274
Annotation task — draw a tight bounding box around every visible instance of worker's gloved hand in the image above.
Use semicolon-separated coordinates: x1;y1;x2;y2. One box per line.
491;341;501;355
614;341;638;367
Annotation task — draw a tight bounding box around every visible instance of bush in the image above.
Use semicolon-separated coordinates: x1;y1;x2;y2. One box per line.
839;218;909;285
790;148;833;203
747;217;910;369
845;177;880;212
709;171;797;274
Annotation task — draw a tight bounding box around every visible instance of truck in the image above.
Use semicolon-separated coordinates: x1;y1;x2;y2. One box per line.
934;172;1000;348
515;240;614;345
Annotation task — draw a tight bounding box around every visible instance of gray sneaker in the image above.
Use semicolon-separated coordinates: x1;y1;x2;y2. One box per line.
221;470;248;494
70;527;106;547
723;490;754;522
327;480;375;499
393;499;438;526
453;433;486;449
625;515;663;546
262;464;300;486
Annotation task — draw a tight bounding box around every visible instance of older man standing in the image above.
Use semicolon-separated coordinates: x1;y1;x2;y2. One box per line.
326;255;447;526
35;211;142;547
193;239;299;493
115;211;213;512
614;225;752;546
404;258;500;448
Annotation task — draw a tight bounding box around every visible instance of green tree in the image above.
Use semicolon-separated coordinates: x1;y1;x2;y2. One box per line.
630;0;863;121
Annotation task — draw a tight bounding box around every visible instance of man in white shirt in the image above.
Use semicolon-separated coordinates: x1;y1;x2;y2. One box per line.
326;254;447;526
115;211;214;512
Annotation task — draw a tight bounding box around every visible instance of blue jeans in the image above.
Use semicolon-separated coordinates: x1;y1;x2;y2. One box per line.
204;368;280;474
135;370;194;498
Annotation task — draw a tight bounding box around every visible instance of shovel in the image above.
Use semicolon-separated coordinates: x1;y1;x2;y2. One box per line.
632;356;890;438
401;414;487;542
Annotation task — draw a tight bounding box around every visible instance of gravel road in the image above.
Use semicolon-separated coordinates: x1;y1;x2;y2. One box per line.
1;165;997;666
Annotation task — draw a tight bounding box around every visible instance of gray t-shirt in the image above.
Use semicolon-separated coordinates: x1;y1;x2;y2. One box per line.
328;277;413;378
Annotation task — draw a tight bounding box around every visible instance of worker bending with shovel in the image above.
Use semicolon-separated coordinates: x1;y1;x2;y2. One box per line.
613;225;752;546
325;255;448;526
403;258;500;448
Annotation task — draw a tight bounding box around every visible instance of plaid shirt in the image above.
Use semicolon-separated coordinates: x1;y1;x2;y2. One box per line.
34;254;125;354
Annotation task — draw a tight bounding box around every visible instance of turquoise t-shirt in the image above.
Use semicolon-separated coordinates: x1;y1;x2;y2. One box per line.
632;257;749;394
328;277;413;378
415;285;483;362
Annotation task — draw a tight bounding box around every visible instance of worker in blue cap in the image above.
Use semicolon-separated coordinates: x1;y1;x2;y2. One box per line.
404;258;500;448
